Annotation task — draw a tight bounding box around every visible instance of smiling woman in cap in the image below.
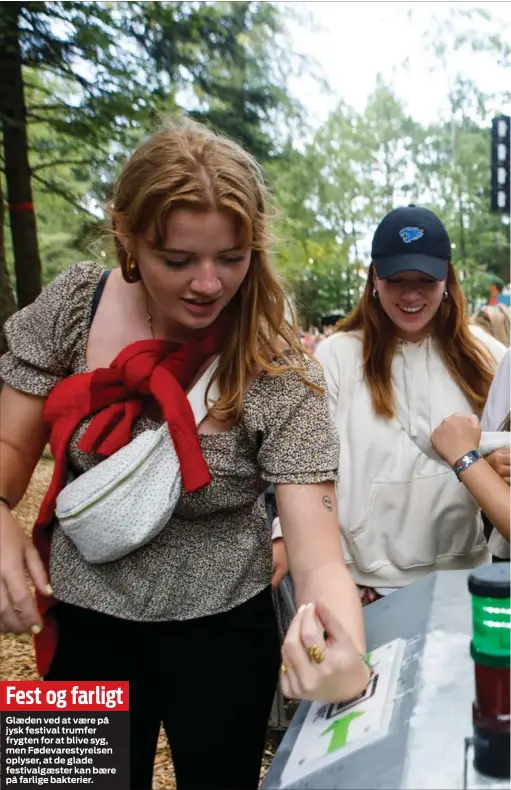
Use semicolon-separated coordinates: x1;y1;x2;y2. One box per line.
370;204;454;337
313;205;507;604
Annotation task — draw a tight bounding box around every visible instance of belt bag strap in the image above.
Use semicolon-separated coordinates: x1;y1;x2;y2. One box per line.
188;357;220;426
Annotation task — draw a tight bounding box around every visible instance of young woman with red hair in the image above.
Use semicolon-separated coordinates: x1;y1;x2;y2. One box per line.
0;120;369;789
315;205;507;604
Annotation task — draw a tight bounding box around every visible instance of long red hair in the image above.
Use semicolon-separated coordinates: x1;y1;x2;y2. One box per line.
110;119;314;420
336;263;495;418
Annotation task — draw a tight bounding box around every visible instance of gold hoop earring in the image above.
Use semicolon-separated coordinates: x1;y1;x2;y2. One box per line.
125;253;141;283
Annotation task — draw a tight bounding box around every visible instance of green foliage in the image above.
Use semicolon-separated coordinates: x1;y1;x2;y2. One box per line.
133;1;305;161
272;70;509;323
2;0;304;298
1;2;508;325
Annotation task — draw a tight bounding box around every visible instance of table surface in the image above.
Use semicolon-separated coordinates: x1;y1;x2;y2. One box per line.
262;568;510;790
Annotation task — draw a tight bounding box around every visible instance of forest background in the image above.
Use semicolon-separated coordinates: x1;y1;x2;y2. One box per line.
1;0;510;348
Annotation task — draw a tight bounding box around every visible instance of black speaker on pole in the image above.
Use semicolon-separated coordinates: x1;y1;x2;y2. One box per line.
491;115;510;214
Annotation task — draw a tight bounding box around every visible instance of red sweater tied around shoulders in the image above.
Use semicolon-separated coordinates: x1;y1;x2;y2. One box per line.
33;325;225;677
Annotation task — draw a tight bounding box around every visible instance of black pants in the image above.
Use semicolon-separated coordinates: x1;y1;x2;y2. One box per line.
46;587;280;790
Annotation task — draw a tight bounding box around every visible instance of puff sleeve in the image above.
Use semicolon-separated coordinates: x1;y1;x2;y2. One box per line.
0;261;104;396
248;356;340;485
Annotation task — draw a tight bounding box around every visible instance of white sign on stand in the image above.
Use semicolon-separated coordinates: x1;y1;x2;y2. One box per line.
280;639;406;788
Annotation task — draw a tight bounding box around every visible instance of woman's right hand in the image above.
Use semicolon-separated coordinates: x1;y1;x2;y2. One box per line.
431;413;482;467
0;503;51;634
280;601;370;703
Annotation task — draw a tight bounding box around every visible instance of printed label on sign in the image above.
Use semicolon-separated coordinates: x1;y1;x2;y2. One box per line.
280;638;405;787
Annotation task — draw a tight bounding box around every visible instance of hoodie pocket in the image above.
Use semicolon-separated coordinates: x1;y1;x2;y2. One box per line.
343;471;484;573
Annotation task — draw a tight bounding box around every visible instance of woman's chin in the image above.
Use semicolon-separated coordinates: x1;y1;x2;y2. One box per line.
177;307;222;332
393;312;433;340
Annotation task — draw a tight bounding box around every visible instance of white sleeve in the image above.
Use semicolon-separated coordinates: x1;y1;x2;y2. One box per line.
469;324;507;368
481;348;511;431
271;517;283;540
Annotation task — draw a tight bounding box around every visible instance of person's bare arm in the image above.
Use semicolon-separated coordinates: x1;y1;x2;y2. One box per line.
0;384;51;633
459;459;510;541
431;413;510;543
276;481;365;652
275;481;369;702
1;385;48;507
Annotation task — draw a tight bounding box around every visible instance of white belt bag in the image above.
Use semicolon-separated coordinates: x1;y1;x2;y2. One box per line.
55;359;219;564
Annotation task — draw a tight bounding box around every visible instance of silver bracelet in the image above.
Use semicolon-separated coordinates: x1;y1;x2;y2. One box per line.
452;449;482;480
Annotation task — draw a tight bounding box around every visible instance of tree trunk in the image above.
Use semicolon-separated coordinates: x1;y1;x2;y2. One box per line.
342;222;352;312
351;220;360;306
457;193;467;270
0;2;42;308
0;178;17;355
383;140;393;212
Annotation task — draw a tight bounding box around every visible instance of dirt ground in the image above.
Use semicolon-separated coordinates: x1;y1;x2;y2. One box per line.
0;458;276;789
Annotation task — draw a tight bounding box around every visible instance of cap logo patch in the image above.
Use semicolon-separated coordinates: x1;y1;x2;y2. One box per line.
399;226;424;243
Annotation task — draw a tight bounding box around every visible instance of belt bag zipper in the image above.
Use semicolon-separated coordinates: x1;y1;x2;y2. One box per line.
58;433;167;521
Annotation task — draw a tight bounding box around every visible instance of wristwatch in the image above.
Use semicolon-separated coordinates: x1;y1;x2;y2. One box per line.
452;449;482;480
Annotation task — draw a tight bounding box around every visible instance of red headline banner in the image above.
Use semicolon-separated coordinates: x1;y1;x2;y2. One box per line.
0;681;129;712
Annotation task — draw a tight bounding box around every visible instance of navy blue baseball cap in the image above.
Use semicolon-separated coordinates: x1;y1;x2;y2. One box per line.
371;205;451;280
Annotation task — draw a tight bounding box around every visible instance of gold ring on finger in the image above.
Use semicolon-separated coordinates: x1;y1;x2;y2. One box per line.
281;663;292;673
307;644;325;664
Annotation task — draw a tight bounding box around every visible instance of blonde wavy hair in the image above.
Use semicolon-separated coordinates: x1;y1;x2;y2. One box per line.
337;263;496;418
110;119;312;419
470;304;510;348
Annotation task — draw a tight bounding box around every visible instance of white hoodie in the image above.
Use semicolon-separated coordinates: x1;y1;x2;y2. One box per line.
314;327;506;589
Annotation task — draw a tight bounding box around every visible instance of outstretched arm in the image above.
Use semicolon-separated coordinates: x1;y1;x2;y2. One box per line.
0;384;51;634
458;460;510;541
276;481;365;651
431;413;510;541
276;481;369;702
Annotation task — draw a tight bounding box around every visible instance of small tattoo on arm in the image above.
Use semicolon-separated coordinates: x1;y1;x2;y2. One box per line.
322;496;333;511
